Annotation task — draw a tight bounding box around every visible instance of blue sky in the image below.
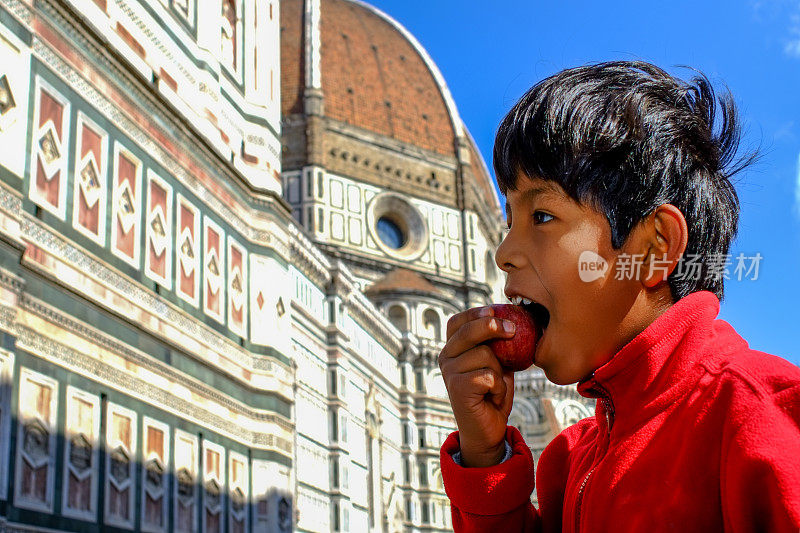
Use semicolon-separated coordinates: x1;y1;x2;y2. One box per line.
367;0;800;365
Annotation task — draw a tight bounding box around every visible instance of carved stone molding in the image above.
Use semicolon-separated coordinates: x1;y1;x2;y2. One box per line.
2;303;293;455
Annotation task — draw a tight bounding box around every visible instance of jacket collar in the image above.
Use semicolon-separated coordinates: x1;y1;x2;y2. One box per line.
575;290;743;430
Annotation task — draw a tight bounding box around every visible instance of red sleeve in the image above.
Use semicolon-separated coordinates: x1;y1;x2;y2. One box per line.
722;379;800;531
439;426;541;532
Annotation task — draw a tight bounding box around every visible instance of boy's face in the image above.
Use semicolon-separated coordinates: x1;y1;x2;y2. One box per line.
496;173;654;385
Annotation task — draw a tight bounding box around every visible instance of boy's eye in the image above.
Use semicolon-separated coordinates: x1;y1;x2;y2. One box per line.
533;211;554;224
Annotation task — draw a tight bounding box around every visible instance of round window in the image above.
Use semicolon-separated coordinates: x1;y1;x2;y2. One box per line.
376;216;406;249
367;193;428;261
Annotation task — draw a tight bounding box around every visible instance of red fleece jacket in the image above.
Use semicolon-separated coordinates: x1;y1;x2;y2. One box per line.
440;291;800;532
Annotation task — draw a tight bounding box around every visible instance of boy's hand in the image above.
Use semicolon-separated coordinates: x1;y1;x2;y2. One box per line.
439;306;516;468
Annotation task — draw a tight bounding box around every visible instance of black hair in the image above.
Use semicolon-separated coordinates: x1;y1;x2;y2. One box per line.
493;60;758;301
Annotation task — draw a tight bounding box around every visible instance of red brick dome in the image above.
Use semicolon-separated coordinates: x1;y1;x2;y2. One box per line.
281;0;459;156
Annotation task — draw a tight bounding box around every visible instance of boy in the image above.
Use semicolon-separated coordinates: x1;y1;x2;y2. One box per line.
438;61;800;532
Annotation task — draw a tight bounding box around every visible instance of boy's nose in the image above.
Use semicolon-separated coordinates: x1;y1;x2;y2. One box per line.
495;231;528;273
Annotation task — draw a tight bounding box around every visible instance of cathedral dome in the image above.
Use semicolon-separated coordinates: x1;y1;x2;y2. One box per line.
280;0;503;301
281;0;460;156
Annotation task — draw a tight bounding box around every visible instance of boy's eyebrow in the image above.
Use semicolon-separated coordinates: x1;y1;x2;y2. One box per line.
521;184;560;201
504;184;560;218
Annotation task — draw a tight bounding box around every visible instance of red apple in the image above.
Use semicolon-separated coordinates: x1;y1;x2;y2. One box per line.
484;304;541;372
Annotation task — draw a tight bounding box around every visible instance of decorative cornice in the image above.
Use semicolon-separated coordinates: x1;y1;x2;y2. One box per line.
325;119;457;171
0;180;22;213
19;291;294;427
0;0;32;25
288;222;332;286
0;267;25;294
0;302;293;455
20;215;293;379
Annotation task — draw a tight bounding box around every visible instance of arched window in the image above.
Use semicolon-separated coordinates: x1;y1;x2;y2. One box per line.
485;251;498;286
423;309;441;341
388;305;407;332
221;0;238;70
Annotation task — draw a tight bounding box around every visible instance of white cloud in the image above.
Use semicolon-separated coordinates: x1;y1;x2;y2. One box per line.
754;1;800;58
785;39;800;56
785;11;800;56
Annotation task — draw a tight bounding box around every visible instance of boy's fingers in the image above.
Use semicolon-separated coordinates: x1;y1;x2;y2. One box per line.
483;367;507;409
440;345;503;381
451;367;506;405
439;316;514;364
446;306;493;339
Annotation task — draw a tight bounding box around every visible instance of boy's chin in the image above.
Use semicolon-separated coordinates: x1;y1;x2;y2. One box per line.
544;373;581;386
538;358;584;386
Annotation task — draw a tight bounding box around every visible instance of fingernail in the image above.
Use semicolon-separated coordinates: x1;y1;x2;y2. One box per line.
503;320;515;333
478;307;492;317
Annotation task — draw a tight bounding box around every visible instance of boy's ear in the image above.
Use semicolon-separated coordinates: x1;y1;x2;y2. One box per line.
640;204;688;289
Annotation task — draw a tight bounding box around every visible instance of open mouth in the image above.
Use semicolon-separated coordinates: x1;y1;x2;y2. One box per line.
524;301;550;331
509;296;551;331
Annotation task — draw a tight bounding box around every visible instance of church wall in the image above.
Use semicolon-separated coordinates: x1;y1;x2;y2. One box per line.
296;484;330;532
3;53;297;382
0;308;295;532
342;313;399;384
321;122;459;210
284;159;502;315
290;265;328;325
288;254;438;533
0;0;528;530
289;168;469;282
56;0;283;192
0;2;303;530
0;0;299;359
472;216;506;305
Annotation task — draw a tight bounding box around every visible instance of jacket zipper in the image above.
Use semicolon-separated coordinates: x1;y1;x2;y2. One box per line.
574;465;596;533
574;385;615;533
